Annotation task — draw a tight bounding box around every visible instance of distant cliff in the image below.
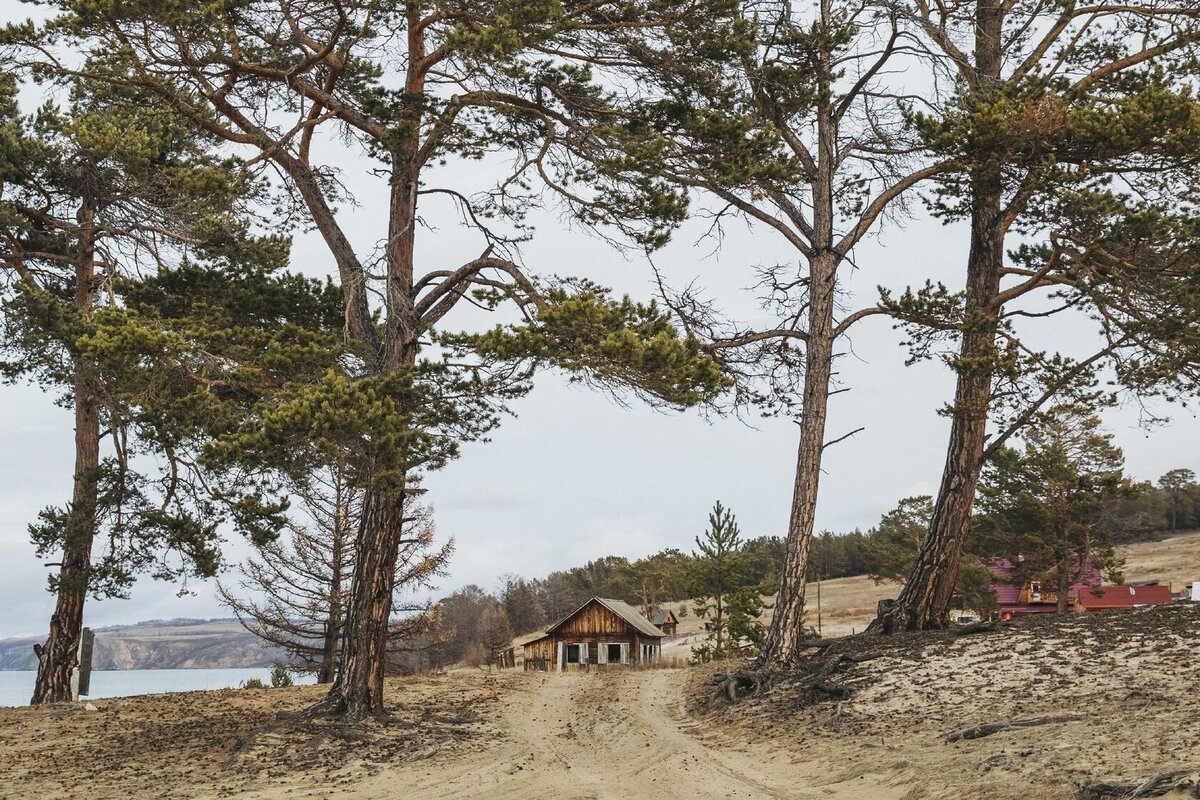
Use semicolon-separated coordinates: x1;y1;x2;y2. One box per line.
0;619;286;670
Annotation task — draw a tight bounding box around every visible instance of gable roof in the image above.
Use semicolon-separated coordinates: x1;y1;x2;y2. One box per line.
1076;584;1173;609
595;598;666;638
539;597;666;640
652;609;678;625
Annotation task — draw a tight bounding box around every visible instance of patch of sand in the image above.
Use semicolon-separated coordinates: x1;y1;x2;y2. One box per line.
698;604;1200;800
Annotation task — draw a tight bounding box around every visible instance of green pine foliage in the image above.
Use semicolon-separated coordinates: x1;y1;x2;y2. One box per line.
0;66;318;598
690;502;766;661
974;405;1131;603
451;281;732;410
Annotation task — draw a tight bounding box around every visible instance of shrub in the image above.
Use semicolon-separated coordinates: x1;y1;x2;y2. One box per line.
241;677;267;690
269;665;294;688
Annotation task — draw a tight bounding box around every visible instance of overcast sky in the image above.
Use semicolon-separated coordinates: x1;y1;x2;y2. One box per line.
2;2;1197;640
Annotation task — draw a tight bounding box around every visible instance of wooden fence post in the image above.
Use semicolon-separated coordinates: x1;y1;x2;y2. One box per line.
73;628;94;700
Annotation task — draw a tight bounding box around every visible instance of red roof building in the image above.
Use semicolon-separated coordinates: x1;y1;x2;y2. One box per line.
988;557;1102;618
1075;584;1174;610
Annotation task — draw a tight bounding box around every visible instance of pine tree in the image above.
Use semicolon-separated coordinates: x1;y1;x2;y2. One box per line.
500;576;547;637
875;1;1200;632
1158;469;1198;532
540;0;945;668
691;502;749;661
975;406;1128;613
14;0;731;719
0;68;300;703
220;465;452;683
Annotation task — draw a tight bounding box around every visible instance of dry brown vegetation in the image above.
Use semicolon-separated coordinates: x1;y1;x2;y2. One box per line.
0;673;502;800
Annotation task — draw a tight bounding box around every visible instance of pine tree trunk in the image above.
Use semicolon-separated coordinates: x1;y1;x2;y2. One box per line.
319;583;342;684
318;483;349;685
714;591;724;656
1056;515;1071;614
758;20;842;663
869;318;998;632
759;251;837;665
31;205;99;705
870;1;1006;634
320;488;406;718
1057;555;1070;614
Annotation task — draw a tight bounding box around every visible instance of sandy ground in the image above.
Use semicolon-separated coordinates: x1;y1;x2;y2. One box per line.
699;603;1200;800
3;604;1198;800
0;667;897;800
3;533;1198;800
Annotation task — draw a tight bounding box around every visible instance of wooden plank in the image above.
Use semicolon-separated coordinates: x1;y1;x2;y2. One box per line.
76;627;94;698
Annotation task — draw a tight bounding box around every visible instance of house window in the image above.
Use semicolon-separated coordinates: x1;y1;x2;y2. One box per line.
607;643;623;664
566;644;582;664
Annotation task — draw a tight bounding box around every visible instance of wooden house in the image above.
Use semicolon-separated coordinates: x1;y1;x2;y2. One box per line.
522;597;665;672
651;608;679;636
988;557;1101;618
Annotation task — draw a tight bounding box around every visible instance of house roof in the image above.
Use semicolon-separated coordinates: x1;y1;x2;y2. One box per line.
652;609;677;625
1076;585;1174;609
513;630;550;648
594;598;667;638
988;556;1104;609
532;597;666;641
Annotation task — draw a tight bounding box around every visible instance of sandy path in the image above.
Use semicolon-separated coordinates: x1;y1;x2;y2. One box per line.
235;669;901;800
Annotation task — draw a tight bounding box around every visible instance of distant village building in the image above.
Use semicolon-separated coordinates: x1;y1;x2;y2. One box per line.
522;597;665;672
988;558;1174;618
651;608;679;636
1075;584;1174;611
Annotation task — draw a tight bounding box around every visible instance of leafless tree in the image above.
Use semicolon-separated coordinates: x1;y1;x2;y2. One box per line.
220;461;451;683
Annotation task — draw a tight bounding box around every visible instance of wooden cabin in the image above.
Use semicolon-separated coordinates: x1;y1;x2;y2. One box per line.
651;608;679;636
523;597;665;672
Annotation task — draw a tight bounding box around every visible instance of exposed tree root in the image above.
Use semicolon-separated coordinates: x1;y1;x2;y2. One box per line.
708;646;885;705
946;714;1085;743
953;619;1011;637
1078;768;1199;799
708;668;772;704
278;693;393;725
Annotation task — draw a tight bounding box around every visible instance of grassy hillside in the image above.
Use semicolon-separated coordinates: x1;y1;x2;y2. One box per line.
657;529;1200;657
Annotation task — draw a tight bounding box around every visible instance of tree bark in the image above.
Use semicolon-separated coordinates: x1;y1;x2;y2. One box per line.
31;203;99;705
870;0;1006;634
1056;506;1071;614
319;487;407;718
317;473;351;685
760;250;837;664
759;8;842;664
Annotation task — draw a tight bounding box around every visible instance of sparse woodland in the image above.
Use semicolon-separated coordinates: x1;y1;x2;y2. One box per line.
2;0;1200;745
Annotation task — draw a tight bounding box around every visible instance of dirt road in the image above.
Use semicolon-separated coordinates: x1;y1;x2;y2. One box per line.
253;669;900;800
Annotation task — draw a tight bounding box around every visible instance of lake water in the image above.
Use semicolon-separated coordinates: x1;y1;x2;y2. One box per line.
0;668;316;707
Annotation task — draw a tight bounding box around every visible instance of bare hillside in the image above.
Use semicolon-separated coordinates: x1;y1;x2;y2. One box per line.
0;619;283;670
1121;529;1200;587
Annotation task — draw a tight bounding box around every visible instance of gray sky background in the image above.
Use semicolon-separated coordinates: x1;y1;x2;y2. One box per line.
1;2;1197;639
